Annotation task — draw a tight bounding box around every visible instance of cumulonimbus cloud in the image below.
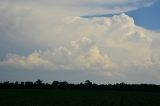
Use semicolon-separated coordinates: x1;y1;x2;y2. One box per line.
0;13;159;74
0;0;160;83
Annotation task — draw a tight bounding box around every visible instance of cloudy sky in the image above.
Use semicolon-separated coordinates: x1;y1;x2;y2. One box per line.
0;0;160;84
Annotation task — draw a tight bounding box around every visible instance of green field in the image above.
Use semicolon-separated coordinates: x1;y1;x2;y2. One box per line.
0;89;160;106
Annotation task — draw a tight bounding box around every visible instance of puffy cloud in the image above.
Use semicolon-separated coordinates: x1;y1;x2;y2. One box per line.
0;0;160;83
0;0;157;56
0;52;52;70
0;13;159;71
0;42;113;72
76;46;112;69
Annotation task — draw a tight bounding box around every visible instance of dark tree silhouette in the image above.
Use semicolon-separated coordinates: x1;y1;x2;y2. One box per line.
0;80;160;92
52;81;59;88
84;80;92;89
35;79;43;85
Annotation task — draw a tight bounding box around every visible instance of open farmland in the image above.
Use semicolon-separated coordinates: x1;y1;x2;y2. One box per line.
0;89;160;106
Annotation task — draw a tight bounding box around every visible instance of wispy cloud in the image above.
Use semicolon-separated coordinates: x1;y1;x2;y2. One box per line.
0;0;157;16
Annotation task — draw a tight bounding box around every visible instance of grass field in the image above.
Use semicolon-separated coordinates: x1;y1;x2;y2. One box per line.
0;89;160;106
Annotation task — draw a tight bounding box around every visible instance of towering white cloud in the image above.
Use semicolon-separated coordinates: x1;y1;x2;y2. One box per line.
0;13;160;74
0;0;160;83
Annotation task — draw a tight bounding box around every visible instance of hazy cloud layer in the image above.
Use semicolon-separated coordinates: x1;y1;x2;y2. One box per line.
0;0;157;16
0;0;160;83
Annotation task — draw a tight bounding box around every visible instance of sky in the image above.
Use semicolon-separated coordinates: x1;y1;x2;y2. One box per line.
0;0;160;84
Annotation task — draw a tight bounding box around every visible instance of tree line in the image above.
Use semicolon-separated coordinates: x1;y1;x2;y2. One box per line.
0;79;160;92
